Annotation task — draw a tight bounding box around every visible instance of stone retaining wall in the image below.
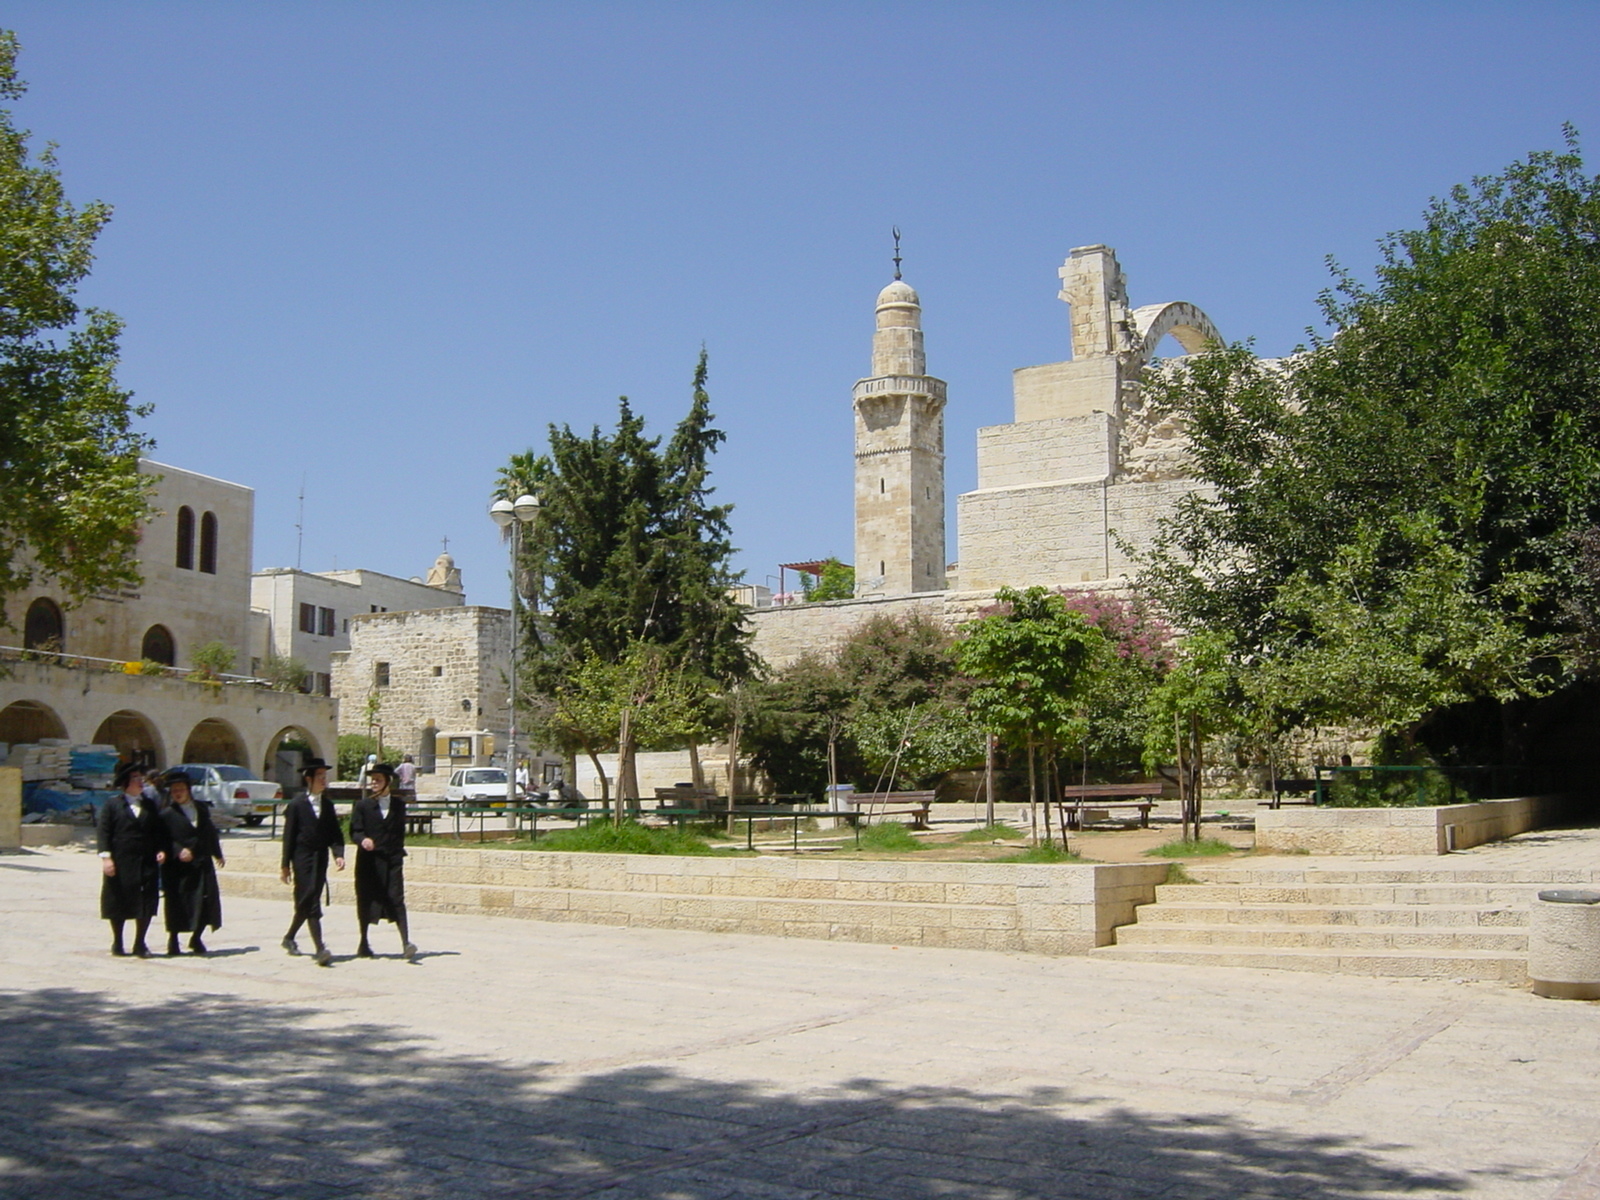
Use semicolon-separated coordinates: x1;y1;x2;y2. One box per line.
220;840;1168;954
1255;795;1569;855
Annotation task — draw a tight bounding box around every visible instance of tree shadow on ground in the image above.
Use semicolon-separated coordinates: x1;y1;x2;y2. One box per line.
0;988;1469;1200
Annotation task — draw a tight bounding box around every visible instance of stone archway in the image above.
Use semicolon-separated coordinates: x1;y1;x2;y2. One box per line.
181;718;247;766
0;699;68;745
92;710;166;772
1131;301;1223;365
262;725;321;792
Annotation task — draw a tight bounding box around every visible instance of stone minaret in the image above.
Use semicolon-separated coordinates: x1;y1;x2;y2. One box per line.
852;277;947;596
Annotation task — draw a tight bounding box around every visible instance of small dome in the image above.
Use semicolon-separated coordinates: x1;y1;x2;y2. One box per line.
876;279;920;309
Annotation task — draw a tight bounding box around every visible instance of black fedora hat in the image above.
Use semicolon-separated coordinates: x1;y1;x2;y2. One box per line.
299;757;331;778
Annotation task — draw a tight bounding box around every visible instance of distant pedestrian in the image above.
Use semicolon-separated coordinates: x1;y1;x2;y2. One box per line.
158;768;225;956
280;757;345;966
97;764;167;957
350;763;416;960
395;754;417;800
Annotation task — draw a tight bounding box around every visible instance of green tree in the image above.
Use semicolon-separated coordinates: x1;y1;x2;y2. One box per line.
259;652;309;693
1143;631;1239;840
1140;133;1600;761
0;32;152;621
799;559;854;602
502;354;754;797
955;587;1108;842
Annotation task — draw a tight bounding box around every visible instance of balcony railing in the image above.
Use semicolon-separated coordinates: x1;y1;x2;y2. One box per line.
0;644;272;689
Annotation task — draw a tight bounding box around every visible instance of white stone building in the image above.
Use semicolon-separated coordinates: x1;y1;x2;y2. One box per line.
0;460;337;777
250;554;466;695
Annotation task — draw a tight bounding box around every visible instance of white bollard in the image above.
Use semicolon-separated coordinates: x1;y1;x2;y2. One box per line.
1529;889;1600;1000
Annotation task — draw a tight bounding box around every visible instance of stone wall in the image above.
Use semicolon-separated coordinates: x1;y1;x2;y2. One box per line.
1255;795;1571;855
221;838;1169;954
331;607;510;760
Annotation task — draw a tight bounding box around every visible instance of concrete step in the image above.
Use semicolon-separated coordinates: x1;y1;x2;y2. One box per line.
1184;865;1600;886
1161;882;1543;906
1091;942;1528;983
1136;901;1528;928
1112;920;1527;952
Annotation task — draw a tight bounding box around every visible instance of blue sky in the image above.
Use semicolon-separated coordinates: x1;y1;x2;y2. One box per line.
8;2;1599;605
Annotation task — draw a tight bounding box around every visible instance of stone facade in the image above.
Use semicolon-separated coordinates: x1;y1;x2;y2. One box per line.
330;606;511;771
2;460;254;671
853;279;947;597
250;558;465;693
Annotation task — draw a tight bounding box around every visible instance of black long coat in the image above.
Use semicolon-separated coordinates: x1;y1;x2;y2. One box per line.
161;800;224;934
280;793;344;919
349;795;407;923
97;794;168;921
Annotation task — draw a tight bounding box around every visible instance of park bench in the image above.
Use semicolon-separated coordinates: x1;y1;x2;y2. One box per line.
1058;783;1164;830
654;785;719;810
843;790;937;830
1267;778;1322;808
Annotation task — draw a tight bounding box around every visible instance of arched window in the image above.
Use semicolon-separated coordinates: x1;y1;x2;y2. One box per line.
141;624;175;666
175;507;195;569
23;597;64;650
199;511;218;574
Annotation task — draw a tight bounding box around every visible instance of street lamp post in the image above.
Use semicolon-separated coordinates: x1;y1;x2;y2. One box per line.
490;493;541;805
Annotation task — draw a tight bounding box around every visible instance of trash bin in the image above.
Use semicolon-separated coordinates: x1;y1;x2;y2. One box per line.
1529;889;1600;1000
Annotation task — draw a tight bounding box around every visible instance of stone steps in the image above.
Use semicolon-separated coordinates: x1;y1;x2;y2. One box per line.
1092;865;1543;982
1090;943;1529;982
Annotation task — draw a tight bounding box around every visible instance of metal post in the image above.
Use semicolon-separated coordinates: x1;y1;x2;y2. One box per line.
506;519;519;808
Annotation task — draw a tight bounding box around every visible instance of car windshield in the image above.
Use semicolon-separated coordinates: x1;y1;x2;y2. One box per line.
464;769;506;784
211;766;257;782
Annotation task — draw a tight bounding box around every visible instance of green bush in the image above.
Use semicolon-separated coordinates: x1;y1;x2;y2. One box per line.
1324;769;1461;807
1144;837;1236;858
337;734;382;780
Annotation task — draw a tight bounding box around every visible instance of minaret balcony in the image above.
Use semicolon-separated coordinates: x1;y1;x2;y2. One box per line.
852;375;947;403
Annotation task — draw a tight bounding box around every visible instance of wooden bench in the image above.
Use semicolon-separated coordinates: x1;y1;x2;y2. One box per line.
653;785;719;811
1267;778;1322;809
1058;783;1165;830
844;790;937;830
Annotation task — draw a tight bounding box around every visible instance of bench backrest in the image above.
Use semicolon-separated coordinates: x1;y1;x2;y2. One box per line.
1059;783;1165;799
849;790;937;806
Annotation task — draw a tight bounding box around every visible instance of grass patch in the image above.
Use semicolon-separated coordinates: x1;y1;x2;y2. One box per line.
1144;837;1237;859
957;823;1024;842
536;820;715;855
1163;862;1199;884
1001;841;1084;863
854;822;924;852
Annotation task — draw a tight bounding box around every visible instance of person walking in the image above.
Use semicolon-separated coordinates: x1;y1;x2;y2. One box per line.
280;757;345;966
158;768;225;956
97;763;168;957
395;754;417;801
350;762;416;960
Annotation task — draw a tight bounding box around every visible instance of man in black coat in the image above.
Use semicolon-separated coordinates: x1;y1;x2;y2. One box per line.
159;769;225;956
350;762;416;960
280;757;345;966
97;764;168;957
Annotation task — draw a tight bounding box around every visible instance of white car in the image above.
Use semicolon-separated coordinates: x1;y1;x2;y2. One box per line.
445;767;524;807
170;763;284;824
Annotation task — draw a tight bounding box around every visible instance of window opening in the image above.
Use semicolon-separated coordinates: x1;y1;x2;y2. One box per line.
198;512;218;574
175;507;195;570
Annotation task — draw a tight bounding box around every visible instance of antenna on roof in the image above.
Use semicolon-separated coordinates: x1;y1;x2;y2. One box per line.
295;475;306;569
892;227;903;280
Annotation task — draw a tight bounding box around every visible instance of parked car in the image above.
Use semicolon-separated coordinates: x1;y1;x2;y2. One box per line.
169;763;284;824
445;767;524;807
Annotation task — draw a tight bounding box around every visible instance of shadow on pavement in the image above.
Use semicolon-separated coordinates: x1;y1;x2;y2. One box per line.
0;988;1469;1200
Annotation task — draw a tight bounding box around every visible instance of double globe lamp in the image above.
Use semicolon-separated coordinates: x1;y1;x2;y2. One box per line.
489;494;541;804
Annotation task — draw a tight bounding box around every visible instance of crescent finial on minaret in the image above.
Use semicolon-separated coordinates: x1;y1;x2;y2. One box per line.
892;227;902;280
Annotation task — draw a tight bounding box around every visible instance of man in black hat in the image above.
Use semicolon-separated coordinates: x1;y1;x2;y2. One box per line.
97;763;168;957
159;768;225;956
280;757;344;966
349;762;416;960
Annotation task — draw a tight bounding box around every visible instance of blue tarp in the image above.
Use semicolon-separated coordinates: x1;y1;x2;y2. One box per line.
23;781;118;815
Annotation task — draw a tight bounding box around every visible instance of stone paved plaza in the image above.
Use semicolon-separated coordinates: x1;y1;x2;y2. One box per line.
3;842;1599;1199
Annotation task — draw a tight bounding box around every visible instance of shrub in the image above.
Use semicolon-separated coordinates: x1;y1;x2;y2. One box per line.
535;821;714;855
854;822;923;852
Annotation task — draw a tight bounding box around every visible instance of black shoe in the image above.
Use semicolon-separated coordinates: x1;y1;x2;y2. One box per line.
189;938;208;956
356;944;374;958
110;944;127;958
312;947;332;967
402;942;418;962
166;937;180;958
132;943;151;959
281;936;301;956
